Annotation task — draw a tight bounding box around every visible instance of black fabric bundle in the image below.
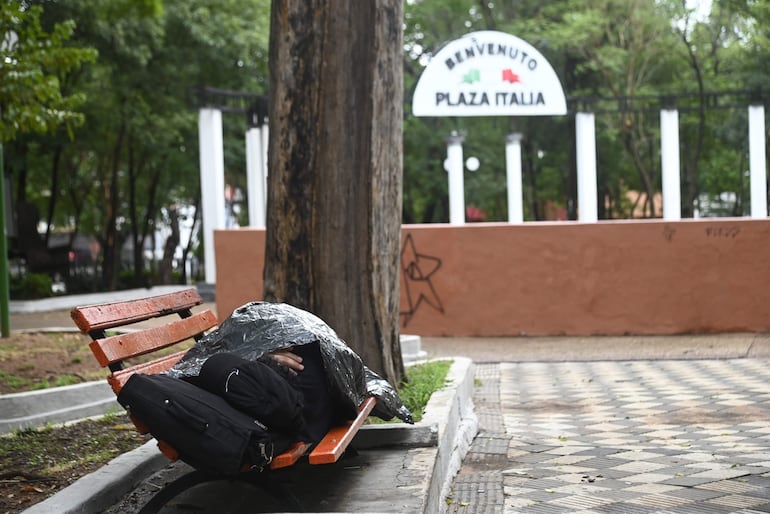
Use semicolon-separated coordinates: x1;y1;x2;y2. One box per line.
117;373;290;476
197;352;305;435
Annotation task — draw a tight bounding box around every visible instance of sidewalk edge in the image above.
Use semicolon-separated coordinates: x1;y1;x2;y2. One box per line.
422;357;478;514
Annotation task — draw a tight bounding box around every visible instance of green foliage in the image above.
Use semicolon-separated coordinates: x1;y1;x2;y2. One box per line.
9;272;52;299
403;0;769;220
7;0;269;290
0;1;96;141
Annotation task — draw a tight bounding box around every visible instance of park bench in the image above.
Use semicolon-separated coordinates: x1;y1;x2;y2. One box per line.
70;287;376;512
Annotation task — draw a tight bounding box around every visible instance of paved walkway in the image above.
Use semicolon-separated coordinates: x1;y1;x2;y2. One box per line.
450;360;770;513
10;290;770;513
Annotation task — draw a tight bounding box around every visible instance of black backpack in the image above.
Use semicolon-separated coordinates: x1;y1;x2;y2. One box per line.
117;373;289;476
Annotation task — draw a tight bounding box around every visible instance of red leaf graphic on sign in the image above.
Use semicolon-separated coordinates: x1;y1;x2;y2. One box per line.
502;69;520;84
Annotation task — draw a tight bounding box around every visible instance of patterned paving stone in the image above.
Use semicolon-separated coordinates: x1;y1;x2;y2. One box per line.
447;359;770;513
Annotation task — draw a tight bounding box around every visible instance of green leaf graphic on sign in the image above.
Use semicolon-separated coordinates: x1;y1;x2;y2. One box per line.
462;69;480;84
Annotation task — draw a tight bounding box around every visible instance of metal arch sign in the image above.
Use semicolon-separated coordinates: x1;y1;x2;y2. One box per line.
412;31;567;117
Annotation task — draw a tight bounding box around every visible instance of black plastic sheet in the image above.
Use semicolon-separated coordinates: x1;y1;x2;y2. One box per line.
167;301;413;424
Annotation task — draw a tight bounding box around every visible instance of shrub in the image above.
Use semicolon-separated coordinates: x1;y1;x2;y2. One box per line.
10;273;53;299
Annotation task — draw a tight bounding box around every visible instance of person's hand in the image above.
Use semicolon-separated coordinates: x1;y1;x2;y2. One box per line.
268;347;304;374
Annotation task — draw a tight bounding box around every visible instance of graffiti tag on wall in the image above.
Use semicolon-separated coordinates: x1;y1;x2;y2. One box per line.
704;226;740;238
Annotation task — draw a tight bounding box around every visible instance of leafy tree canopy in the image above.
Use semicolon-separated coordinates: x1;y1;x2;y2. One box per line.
0;1;96;141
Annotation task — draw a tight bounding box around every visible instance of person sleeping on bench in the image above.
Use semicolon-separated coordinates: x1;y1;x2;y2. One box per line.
117;301;412;476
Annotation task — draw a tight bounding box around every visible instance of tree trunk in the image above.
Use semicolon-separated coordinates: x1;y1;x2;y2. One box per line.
102;121;125;290
159;206;179;284
127;144;143;285
179;194;201;284
44;143;62;247
264;0;405;385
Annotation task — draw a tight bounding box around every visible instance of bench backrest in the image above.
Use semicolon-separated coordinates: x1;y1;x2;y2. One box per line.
71;288;218;394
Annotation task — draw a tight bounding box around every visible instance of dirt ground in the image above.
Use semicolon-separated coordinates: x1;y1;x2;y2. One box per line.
0;331;105;394
0;332;148;513
0;414;151;513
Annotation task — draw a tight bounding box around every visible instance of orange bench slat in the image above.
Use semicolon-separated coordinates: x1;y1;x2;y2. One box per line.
271;442;313;470
308;396;377;465
71;288;203;333
107;350;188;394
89;310;217;367
157;439;180;462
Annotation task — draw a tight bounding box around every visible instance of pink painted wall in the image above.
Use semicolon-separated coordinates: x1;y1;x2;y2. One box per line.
215;219;770;336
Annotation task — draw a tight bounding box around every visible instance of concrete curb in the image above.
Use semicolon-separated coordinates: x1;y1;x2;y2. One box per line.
422;357;477;514
0;381;117;435
22;357;476;514
9;285;192;314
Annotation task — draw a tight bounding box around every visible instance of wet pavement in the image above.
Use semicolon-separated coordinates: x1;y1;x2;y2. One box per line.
10;289;770;513
448;360;770;513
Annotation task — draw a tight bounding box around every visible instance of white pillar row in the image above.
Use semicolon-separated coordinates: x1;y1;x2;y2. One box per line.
748;104;767;218
245;126;266;228
575;112;598;222
505;133;524;223
660;109;681;221
445;132;466;224
198;108;227;284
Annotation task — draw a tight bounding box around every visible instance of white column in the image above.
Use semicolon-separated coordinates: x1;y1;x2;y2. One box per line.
261;120;269;217
660;109;681;220
749;104;767;218
198;108;226;284
575;112;598;222
445;132;465;224
505;133;524;223
245;126;266;227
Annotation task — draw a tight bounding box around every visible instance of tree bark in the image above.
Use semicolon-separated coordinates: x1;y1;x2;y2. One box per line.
44;143;62;248
264;0;405;384
102;119;125;291
159;206;179;284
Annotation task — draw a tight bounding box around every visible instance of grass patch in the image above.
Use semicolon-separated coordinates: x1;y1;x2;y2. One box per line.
0;370;33;391
0;371;102;392
37;375;83;389
368;359;453;424
400;360;452;422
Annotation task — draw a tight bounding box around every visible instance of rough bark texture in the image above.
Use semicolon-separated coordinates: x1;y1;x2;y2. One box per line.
264;1;404;384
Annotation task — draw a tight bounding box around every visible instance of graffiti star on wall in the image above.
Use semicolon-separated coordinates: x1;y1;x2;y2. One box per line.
400;233;444;327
